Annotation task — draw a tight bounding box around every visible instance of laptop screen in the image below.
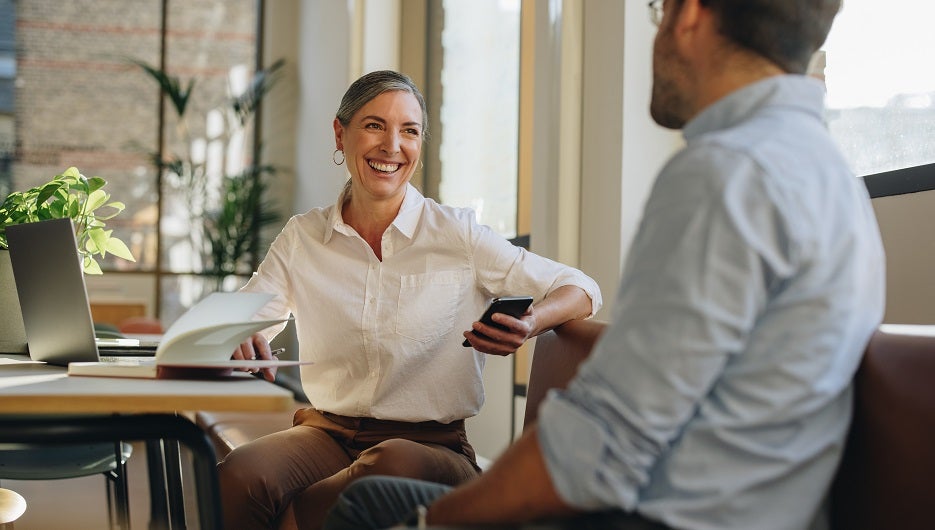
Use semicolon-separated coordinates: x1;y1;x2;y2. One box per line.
6;218;100;365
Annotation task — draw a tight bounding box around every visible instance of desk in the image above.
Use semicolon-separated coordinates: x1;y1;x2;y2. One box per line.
0;359;295;529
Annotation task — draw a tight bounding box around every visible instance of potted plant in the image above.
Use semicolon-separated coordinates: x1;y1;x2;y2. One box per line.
0;167;135;352
0;166;135;274
132;58;283;291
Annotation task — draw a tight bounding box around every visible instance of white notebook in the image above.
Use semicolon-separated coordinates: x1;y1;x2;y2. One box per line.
68;292;304;379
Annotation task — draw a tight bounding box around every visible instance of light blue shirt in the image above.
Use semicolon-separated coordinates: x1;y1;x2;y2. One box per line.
537;75;885;530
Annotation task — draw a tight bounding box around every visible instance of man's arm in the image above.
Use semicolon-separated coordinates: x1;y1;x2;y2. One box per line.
426;423;579;525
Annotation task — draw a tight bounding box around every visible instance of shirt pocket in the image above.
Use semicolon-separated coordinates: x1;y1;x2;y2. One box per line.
396;269;466;343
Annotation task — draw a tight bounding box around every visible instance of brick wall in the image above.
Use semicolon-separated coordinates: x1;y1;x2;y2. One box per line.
12;0;257;274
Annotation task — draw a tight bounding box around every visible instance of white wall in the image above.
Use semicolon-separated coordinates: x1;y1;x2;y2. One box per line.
292;0;356;213
576;2;681;319
871;189;935;324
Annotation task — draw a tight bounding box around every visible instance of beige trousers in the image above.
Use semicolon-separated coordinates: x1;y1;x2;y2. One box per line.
218;408;481;530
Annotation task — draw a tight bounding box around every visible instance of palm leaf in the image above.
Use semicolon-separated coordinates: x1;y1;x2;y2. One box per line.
129;59;196;117
230;59;285;126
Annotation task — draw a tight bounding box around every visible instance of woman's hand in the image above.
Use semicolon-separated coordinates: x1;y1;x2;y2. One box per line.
463;307;536;356
232;332;278;382
463;286;593;356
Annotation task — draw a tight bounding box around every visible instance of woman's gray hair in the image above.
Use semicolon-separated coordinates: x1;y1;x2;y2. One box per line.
335;70;428;137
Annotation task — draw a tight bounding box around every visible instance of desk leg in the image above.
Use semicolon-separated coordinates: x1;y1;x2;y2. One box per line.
163;439;187;529
0;414;222;530
146;439;170;530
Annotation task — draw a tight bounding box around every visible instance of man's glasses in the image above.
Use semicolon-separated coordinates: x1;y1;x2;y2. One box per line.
648;0;664;26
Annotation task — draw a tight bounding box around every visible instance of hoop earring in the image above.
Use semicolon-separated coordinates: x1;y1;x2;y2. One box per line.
419;159;424;170
333;149;345;166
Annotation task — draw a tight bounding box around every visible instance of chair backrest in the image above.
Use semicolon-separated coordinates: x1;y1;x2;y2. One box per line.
118;316;164;334
830;328;935;530
524;319;606;429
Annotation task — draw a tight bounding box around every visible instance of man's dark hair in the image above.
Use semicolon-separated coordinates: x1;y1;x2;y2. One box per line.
698;0;841;74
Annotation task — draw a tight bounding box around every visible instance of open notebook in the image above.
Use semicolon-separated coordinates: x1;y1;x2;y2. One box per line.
6;218;303;378
67;291;300;378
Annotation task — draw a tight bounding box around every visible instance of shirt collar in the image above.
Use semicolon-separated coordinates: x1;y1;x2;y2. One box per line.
323;183;424;244
391;184;424;239
683;75;826;142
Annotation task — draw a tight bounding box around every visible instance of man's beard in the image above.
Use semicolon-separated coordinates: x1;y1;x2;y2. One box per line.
649;28;692;130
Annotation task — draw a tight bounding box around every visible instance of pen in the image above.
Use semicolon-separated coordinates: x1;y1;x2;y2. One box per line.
251;348;286;380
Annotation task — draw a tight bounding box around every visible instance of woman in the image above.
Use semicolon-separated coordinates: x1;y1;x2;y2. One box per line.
219;70;602;530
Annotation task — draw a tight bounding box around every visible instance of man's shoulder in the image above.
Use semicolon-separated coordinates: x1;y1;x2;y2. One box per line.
654;142;760;202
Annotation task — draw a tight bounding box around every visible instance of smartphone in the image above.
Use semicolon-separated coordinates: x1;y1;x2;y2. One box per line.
462;296;534;347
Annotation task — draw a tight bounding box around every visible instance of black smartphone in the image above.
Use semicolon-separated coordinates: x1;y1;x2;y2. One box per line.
462;296;534;347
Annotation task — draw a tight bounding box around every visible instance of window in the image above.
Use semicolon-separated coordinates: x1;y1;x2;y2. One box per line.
0;0;14;194
822;0;935;177
6;0;264;324
425;0;521;238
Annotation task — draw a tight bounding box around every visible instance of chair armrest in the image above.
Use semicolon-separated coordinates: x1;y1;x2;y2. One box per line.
523;319;606;429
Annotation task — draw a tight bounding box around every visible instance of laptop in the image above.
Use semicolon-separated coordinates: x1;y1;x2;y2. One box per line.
6;218;301;378
5;218;154;365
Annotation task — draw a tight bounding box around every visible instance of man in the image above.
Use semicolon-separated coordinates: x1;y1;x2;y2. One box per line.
323;0;885;528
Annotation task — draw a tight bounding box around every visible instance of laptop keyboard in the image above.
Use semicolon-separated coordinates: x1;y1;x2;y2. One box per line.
99;355;155;364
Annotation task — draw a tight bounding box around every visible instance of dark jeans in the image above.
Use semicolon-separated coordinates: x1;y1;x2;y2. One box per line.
323;475;673;530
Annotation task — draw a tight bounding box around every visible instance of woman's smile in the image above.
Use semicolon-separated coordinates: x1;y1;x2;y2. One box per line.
367;159;403;174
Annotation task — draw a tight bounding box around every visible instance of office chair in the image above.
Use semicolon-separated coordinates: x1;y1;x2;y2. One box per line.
117;316;163;335
0;441;133;529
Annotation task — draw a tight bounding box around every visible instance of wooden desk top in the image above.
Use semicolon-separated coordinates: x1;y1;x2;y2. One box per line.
0;358;295;414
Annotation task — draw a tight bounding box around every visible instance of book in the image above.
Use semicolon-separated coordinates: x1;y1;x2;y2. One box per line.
68;291;305;379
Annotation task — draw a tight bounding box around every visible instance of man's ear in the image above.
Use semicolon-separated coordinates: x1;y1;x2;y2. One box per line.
333;118;344;151
671;0;703;55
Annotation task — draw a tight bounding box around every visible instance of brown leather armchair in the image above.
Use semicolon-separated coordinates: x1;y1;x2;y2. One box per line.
830;327;935;530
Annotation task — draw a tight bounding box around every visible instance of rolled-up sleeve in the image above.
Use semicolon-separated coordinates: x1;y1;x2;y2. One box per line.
467;209;602;316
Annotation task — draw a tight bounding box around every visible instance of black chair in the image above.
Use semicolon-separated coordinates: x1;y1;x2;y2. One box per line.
0;439;132;529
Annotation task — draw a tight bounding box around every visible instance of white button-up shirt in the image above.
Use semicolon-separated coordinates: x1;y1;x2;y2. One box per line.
243;184;601;423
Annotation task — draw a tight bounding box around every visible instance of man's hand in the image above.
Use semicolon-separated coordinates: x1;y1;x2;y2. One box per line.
426;426;579;525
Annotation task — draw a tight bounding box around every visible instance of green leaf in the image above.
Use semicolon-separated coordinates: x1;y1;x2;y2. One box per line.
48;200;66;218
36;182;63;205
94;202;126;221
86;227;109;254
130;59;196;117
86;177;106;193
104;237;136;262
82;256;103;275
230;58;285;126
68;174;90;195
85;189;108;212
